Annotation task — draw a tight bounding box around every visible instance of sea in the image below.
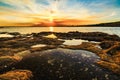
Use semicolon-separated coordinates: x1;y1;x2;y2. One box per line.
0;27;120;36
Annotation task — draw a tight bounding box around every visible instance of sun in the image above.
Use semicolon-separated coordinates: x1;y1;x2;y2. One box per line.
49;15;54;23
48;10;56;26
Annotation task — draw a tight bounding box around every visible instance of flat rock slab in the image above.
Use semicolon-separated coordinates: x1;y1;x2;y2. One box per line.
13;48;119;80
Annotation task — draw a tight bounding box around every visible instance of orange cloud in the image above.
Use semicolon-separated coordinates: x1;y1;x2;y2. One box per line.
53;19;95;25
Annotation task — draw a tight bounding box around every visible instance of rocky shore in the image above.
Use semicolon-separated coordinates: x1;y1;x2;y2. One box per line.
0;31;120;80
0;70;33;80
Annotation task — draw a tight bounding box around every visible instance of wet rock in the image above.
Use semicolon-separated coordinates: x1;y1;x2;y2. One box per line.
106;45;120;56
0;56;18;70
0;31;120;79
9;32;21;36
29;31;120;42
15;50;31;58
92;41;120;75
13;49;119;80
104;34;120;41
32;32;50;37
4;39;32;48
101;41;120;64
0;50;31;68
30;45;57;52
99;41;115;49
0;32;8;34
0;50;32;74
0;70;33;80
38;38;64;45
0;37;15;42
97;61;120;75
5;36;64;48
55;32;120;41
62;42;102;54
62;41;120;75
0;48;26;56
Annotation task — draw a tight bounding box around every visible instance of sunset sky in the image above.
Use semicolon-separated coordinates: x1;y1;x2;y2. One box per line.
0;0;120;26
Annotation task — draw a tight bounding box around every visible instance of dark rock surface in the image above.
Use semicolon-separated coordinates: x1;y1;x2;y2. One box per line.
13;49;119;80
54;31;120;41
0;56;18;70
62;41;120;75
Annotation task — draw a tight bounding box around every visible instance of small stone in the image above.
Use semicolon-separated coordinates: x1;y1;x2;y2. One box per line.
56;71;60;74
84;68;88;71
60;64;63;67
4;65;7;68
105;74;109;79
47;59;55;65
92;77;98;80
50;70;52;72
59;75;63;79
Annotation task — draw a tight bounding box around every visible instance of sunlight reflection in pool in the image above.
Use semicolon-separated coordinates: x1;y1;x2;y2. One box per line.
63;39;88;45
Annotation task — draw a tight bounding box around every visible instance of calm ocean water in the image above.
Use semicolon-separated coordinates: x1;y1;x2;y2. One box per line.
0;27;120;36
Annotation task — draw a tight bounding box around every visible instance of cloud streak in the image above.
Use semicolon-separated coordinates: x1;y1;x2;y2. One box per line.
0;0;120;26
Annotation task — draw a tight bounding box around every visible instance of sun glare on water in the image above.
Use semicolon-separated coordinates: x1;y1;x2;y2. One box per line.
49;27;54;32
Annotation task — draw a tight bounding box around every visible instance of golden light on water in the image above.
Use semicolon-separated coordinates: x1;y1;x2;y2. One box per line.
49;27;54;32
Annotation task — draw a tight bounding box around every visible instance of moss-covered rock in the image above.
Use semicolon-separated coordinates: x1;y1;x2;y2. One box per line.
0;70;33;80
0;56;18;70
97;61;120;75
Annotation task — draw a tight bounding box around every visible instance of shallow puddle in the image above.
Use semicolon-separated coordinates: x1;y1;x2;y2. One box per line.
63;39;88;45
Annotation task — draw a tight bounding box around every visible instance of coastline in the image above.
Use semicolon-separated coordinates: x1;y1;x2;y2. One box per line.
0;31;120;80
